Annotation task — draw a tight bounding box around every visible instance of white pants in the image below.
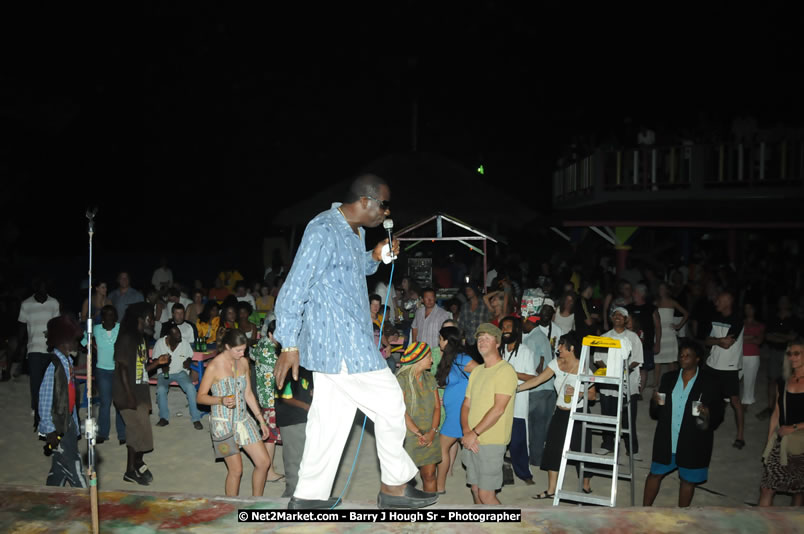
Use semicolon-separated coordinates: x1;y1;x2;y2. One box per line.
741;356;760;405
293;363;418;500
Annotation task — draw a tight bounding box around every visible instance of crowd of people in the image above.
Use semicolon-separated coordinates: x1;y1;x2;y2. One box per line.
2;173;803;509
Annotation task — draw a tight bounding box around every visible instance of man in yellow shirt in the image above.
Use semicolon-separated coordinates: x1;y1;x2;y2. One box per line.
460;323;518;505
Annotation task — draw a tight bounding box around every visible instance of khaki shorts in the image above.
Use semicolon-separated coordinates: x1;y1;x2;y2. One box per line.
119;404;154;452
463;444;506;491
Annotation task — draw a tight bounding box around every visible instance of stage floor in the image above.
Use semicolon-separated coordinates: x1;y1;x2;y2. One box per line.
1;485;802;533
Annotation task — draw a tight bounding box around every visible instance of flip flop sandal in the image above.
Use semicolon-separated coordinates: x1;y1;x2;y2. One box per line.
733;439;746;450
532;490;555;500
583;488;593;494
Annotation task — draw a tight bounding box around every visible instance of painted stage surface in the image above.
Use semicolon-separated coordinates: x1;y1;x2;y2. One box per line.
1;484;802;533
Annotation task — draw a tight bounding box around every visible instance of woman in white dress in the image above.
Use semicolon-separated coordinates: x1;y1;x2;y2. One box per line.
654;282;689;387
554;292;576;335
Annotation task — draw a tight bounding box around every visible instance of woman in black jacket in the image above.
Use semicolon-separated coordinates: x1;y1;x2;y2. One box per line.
643;339;724;507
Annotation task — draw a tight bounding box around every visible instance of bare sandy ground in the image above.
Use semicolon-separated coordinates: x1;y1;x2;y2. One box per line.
0;360;788;509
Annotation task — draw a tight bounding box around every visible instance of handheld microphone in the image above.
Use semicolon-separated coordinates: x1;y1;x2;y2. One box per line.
383;218;394;241
381;219;396;264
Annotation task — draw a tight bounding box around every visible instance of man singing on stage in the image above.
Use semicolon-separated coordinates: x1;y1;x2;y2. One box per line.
274;173;438;510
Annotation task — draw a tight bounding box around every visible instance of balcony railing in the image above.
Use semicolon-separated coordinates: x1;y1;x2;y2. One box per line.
553;139;804;201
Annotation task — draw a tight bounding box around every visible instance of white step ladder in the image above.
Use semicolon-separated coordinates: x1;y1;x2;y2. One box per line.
553;335;635;507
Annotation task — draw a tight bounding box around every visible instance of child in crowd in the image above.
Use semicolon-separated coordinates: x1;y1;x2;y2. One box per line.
398;342;442;493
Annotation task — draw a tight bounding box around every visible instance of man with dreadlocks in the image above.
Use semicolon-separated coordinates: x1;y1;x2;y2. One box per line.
499;315;538;485
113;302;169;486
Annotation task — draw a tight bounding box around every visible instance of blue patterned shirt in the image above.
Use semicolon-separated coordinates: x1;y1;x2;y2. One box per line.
38;349;79;435
671;368;698;454
274;203;384;374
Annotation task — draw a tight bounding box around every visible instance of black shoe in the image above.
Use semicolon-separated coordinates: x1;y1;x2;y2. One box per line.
124;469;151;486
137;464;153;484
119;439;126;445
156;418;169;427
96;437;107;444
377;485;438;509
287;496;340;510
193;421;203;430
502;463;515;486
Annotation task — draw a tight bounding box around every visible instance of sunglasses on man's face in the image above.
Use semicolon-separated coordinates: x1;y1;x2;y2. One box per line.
786;350;803;357
364;195;391;211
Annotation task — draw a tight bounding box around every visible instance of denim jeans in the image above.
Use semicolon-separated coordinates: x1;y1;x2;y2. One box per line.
157;371;201;422
28;352;52;424
46;417;87;488
528;389;556;466
96;368;126;440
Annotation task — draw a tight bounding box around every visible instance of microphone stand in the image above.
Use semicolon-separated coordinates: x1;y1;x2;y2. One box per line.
85;208;100;534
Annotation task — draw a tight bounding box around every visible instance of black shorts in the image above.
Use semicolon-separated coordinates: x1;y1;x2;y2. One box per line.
708;368;740;398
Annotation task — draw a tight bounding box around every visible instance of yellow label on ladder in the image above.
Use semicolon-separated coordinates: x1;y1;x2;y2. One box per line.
582;336;621;349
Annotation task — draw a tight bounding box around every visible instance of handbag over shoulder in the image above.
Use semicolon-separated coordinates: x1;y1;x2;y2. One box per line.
211;363;240;459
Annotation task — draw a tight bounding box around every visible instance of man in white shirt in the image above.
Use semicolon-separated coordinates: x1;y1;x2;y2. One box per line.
500;316;537;484
595;307;643;458
165;288;192;317
234;282;256;310
521;311;556;468
151;257;173;291
410;288;451;349
153;323;203;430
159;303;197;345
536;298;562;349
18;278;60;428
374;280;396;324
704;291;745;449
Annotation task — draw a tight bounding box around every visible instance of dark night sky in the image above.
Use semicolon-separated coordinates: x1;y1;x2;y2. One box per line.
2;4;802;262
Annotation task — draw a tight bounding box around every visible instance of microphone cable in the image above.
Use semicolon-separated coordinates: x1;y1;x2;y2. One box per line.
330;260;395;509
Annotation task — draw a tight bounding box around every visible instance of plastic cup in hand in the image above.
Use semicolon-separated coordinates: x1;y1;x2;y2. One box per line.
692;400;702;416
657;393;666;405
564;385;573;404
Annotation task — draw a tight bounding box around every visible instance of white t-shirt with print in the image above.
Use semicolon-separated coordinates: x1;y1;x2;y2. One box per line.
502;343;536;419
599;328;643;397
549;358;589;410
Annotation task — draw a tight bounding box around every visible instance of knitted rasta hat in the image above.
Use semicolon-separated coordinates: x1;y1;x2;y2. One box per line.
400;342;432;366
